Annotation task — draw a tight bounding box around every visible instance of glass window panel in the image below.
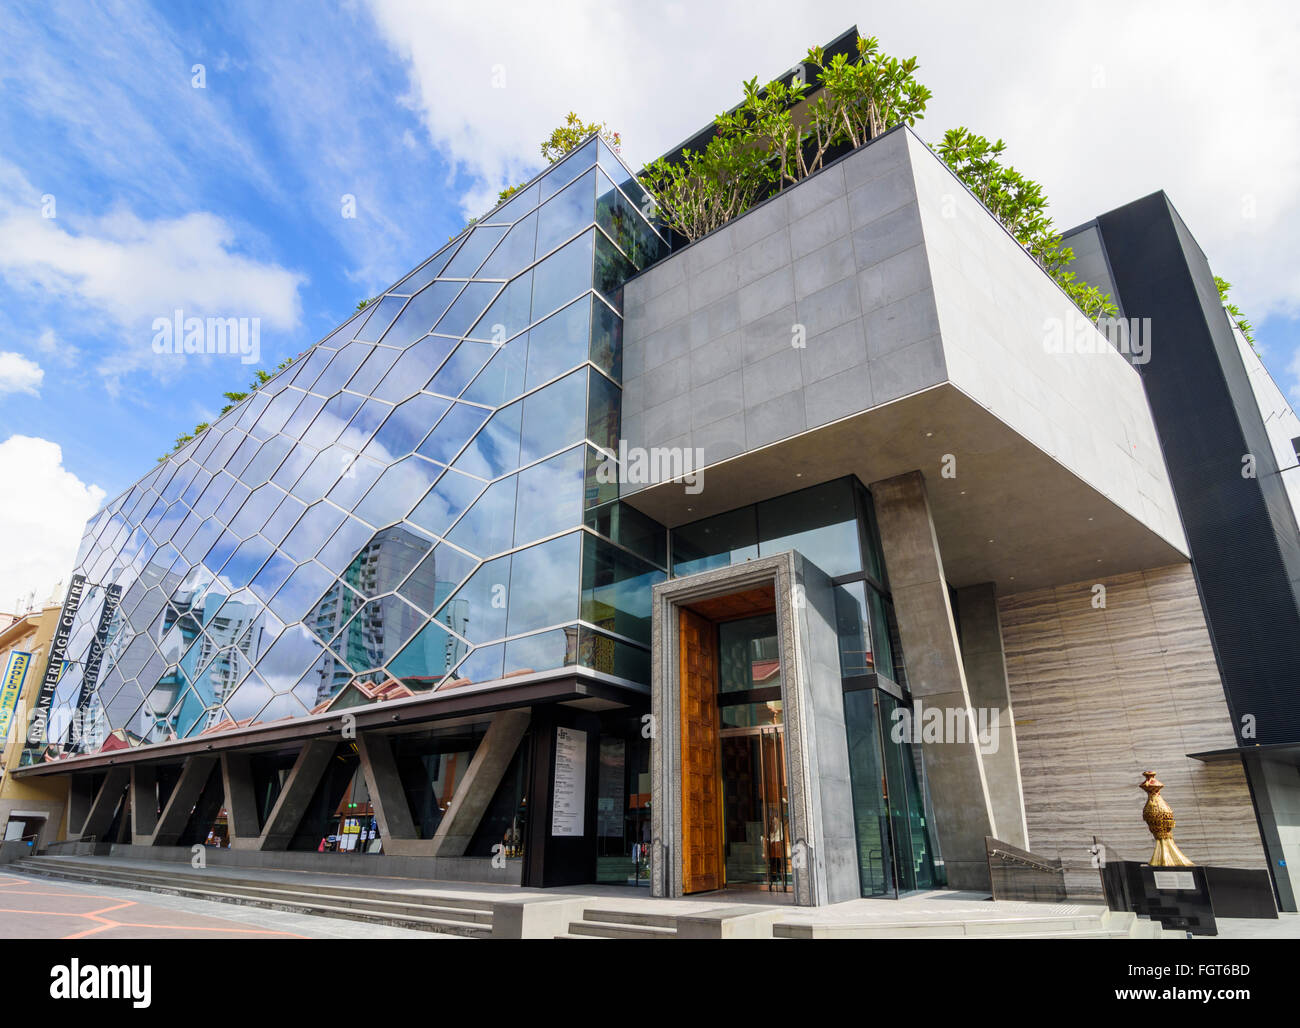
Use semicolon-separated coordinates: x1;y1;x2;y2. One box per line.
305;579;365;645
291;347;335;394
248;549;295;603
581;534;663;645
352;296;405;343
536;168;595;256
347;346;401;396
452;400;521;479
253;388;301;437
391;239;462;295
229;484;283;537
182;518;223;563
466;272;532;343
428;341;496;398
415;403;490;465
507;532;581;636
450;644;504;685
756;479;861;577
312;342;370;396
589;296;622;382
327;454;385;510
316;308;370;349
491;180;540;224
332;595;426;670
407;468;484;537
337;397;394;452
596;168;664;270
398;542;477;615
263;494;307;545
301;392;364;449
476;211;537;279
672;507;759;576
340;525;433;598
203;529;241;575
192;472;236;519
504;628;576;677
539;137;598;200
280;501;346;563
379;280;463;348
525;295;589;390
531;230;593;322
441;225;508;278
388;619;464;691
461;334;527;408
354;455;442;527
270;441;318;491
289;444;349;503
373;335;456;403
180;468;212;509
587;369;620;454
282;392;325;439
520;370;586;465
432;282;500;339
226;434;261;478
317;514;374;571
268;560;335;623
594;229;636;306
240;435;292;487
514;446;583;545
364;394;449;462
583;497;666;568
438;553;510;644
834;581;872;678
255;623;324;691
447;476;517;557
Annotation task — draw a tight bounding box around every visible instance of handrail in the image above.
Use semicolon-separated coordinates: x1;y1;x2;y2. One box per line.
987;847;1061;875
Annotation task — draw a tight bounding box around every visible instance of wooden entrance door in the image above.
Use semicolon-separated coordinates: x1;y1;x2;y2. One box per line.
679;608;722;893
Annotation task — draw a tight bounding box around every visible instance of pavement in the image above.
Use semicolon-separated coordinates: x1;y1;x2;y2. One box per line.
0;869;443;940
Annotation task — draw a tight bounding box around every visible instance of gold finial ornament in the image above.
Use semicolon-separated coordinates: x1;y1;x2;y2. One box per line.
1139;771;1194;867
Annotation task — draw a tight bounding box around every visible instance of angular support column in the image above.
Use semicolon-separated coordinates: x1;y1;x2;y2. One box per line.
129;765;159;840
144;756;217;846
430;708;530;857
355;732;419;853
955;583;1030;850
257;739;337;851
870;470;998;889
78;768;130;841
67;775;95;838
221;752;262;849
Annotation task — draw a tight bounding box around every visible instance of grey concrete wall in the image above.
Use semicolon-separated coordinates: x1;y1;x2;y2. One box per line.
622;128;943;472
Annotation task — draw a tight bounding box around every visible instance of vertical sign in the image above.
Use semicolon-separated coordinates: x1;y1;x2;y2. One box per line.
551;726;588;837
73;584;121;751
29;574;87;746
0;651;32;747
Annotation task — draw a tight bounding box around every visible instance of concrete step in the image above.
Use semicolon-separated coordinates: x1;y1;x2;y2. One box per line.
12;858;491;938
770;907;1169;940
567;919;677;939
14;857;491;913
582;907;679;930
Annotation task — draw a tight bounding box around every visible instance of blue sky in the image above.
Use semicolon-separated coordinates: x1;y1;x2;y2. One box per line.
1;0;1297;603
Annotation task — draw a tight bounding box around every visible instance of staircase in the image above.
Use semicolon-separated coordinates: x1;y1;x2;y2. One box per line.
558;907;679;939
10;856;494;937
772;906;1174;939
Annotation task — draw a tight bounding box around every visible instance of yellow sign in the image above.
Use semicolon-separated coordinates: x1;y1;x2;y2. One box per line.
0;651;32;745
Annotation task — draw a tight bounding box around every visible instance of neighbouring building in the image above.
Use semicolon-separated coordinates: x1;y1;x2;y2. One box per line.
10;27;1287;908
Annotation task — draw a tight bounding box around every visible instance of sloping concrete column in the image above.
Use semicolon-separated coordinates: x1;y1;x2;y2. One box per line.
355;732;419;851
430;709;530;857
257;739;337;851
870;470;997;889
129;765;159;839
78;768;130;841
221;752;261;849
144;756;217;846
955;583;1030;850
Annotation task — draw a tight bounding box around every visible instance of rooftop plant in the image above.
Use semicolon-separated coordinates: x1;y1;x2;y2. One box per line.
1215;275;1257;351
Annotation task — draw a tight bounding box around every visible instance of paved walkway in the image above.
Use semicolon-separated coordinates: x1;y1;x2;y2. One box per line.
0;870;440;940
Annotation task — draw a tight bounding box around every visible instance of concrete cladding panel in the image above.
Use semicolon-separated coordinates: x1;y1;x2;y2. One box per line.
622;128;945;474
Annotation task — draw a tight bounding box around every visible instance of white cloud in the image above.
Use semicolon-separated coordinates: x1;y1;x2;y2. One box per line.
0;351;43;396
0;435;105;607
0;161;306;393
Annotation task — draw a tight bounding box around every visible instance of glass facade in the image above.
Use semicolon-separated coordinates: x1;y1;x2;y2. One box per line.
28;136;668;764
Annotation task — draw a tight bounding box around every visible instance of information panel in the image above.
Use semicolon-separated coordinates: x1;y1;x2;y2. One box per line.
551;726;587;837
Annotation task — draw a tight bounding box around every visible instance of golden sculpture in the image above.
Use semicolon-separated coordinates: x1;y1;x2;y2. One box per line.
1140;770;1194;866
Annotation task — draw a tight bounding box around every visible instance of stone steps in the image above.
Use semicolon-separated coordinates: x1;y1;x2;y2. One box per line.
12;857;493;938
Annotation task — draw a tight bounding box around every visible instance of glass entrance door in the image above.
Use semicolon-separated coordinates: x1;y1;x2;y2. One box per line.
719;724;789;890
